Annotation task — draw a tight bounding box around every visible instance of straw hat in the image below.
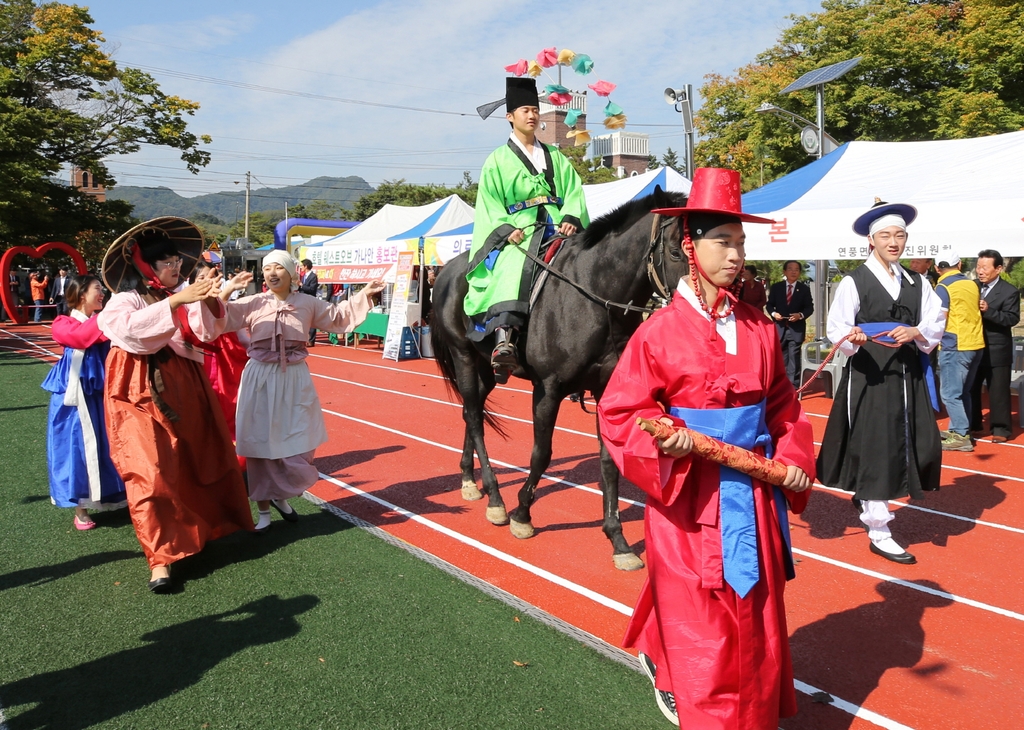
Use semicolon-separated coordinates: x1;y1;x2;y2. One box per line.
101;217;205;293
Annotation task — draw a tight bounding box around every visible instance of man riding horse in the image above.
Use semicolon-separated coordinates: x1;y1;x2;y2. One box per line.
464;77;589;383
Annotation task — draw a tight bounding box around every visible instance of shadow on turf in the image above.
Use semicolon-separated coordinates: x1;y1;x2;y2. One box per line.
786;580;954;730
0;594;319;730
798;477;1007;548
0;403;47;412
0;550;141;592
168;506;355;591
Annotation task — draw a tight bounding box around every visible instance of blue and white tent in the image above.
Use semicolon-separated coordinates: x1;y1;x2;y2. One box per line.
742;130;1024;261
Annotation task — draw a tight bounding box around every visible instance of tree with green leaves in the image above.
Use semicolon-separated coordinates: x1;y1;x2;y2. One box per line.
0;0;211;264
350;177;479;221
660;148;684;174
559;145;617;184
696;0;1024;190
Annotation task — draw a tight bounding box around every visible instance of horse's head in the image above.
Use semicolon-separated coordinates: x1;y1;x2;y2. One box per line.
646;187;689;297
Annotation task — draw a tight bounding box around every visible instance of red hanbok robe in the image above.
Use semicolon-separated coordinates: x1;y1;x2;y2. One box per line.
598;293;815;729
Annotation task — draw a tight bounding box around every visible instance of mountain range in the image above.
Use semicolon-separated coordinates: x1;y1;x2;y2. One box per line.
107;176;374;224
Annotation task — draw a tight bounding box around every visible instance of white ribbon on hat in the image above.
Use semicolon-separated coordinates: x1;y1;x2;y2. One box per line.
868;214;907;236
262;250;299;281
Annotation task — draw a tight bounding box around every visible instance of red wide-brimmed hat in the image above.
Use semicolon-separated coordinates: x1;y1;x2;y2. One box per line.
653;167;774;224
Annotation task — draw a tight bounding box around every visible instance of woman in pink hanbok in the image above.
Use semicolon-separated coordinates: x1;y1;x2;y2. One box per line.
213;251;384;531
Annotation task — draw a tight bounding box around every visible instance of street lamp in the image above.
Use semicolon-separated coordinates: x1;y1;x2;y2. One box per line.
664;86;695;178
754;103;841;156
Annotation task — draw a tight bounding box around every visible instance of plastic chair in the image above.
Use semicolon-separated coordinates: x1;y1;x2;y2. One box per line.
798;340;847;400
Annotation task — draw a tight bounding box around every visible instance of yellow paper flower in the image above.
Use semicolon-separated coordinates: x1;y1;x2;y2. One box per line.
527;60;542;78
557;48;576;65
603;113;627;129
566;129;592;146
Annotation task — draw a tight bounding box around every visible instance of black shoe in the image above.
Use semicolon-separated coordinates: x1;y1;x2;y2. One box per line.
638;652;678;725
869;541;917;565
148;577;172;594
490;343;517;369
270;499;299;523
493;366;510;385
921;484;940;492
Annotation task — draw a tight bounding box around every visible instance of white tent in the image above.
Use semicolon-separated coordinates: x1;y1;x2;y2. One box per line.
742;131;1024;261
301;195;475;283
584;166;691;221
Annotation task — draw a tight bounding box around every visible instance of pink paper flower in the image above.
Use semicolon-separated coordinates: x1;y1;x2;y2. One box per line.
548;92;573;106
504;59;528;76
537;47;558;68
588;80;616;97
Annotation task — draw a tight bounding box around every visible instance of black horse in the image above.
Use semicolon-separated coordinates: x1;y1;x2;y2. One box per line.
431;189;688;570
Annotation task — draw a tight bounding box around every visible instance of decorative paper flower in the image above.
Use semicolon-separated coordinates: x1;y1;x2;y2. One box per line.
571;54;593;75
564;109;581;127
543;84;570;96
504;59;528;76
537;47;558;68
604;113;627;129
588;80;616;97
557;48;576;65
548;92;573;106
527;60;543;78
604;100;624;117
566;129;592;146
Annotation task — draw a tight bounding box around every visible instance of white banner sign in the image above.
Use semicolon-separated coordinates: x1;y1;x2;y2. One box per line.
304;240;418;284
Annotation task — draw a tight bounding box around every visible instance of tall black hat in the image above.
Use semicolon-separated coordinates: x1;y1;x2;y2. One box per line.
506;77;539;113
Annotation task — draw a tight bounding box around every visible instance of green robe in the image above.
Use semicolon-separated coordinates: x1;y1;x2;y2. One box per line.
464;138;589;339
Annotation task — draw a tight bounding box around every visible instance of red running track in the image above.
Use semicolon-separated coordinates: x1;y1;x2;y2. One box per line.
7;324;1023;730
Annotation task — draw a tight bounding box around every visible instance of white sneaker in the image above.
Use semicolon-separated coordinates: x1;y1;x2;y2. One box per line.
638;652;678;725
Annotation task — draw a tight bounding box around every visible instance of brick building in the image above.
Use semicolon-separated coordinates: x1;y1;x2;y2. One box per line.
70;167;106;202
591;132;650;178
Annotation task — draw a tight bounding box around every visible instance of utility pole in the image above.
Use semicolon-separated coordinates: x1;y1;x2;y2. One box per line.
244;171;251;241
284;202;289;253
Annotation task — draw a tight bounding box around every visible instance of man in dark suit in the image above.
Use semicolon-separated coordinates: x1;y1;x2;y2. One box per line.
766;260;814;388
298;259;320;345
48;267;70;316
970;249;1021;442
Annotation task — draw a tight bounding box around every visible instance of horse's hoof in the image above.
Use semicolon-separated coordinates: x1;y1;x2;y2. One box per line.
461;479;483;501
509;519;535;539
613;552;645;571
485;506;509;525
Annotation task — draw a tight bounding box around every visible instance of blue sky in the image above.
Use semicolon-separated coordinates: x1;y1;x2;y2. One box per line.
83;0;824;200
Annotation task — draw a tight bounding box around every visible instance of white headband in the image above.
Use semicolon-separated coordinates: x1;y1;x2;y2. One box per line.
262;250;299;279
868;214;907;236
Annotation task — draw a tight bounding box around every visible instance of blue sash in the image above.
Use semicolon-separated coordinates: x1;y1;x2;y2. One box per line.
667;400;795;598
858;322;939;412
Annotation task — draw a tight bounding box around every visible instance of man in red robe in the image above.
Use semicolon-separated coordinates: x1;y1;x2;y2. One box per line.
598;168;815;729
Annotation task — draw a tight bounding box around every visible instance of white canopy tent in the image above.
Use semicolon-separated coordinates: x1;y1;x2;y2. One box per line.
583;166;691;221
742;130;1024;261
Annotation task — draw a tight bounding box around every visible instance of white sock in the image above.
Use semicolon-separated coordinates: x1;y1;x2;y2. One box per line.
255;510;272;530
272;499;294;514
872;537;908;555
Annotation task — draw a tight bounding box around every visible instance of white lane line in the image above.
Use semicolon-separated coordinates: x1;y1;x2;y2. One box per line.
317;471;916;730
312;372;1024;534
311;372;597;439
323;407;1024;622
322;408;642;507
812;483;1024;535
791;547;1024;621
308;350;534;394
792;680;915;730
0;328;60;359
317;472;633;615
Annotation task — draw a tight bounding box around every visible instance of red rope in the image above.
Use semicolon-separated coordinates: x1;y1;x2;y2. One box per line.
795;331;902;395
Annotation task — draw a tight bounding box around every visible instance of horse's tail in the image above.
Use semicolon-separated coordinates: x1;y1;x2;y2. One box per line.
431;305;510;440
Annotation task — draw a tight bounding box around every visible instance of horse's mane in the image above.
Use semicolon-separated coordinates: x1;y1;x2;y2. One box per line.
577;190;688;249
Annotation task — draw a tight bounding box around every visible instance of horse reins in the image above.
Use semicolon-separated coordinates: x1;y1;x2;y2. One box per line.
795;331;902;395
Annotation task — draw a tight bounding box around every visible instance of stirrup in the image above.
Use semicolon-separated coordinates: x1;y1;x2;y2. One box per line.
493;365;511;385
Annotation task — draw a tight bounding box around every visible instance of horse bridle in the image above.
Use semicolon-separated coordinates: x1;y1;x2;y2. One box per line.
646;213;679;303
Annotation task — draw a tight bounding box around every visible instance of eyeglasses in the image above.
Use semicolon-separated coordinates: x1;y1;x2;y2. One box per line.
155;258;183;270
872;232;908;244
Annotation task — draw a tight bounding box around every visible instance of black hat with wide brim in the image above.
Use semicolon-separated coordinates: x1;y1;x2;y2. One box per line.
101;217;205;293
852;201;918;236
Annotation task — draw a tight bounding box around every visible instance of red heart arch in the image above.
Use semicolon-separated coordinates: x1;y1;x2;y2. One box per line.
1;242;88;325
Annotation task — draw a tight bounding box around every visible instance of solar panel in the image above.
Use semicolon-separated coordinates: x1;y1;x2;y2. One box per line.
779;57;862;95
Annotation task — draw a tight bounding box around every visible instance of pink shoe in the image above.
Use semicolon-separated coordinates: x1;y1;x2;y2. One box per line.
74;515;96;531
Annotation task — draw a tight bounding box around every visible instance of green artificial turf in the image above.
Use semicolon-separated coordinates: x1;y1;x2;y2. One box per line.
0;351;666;729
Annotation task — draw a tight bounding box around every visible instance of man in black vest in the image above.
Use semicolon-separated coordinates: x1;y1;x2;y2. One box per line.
970;249;1021;442
766;261;814;388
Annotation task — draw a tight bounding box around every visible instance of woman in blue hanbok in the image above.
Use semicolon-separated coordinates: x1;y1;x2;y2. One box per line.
42;275;127;529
